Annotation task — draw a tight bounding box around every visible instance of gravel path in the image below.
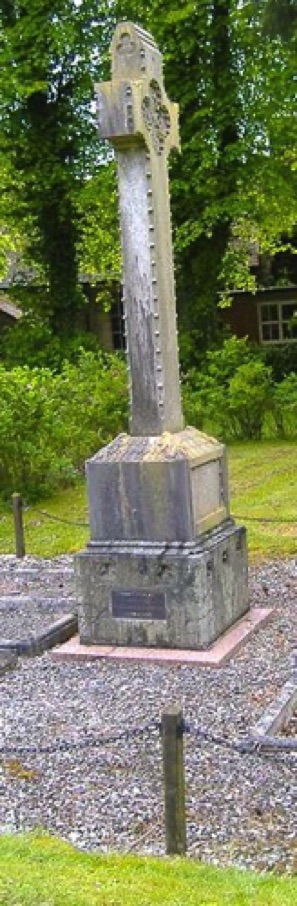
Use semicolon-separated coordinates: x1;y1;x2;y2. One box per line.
0;555;296;873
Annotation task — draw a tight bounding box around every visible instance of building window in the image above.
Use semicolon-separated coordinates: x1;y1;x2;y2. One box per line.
259;301;297;343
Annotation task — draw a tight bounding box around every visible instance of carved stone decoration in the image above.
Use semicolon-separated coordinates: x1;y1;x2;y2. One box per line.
76;21;249;654
116;31;136;56
95;22;181;435
142;80;171;154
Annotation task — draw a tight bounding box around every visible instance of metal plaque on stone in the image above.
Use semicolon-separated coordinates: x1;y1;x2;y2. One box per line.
112;589;166;620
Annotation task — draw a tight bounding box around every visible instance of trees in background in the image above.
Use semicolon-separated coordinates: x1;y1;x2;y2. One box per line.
0;1;296;359
116;0;297;361
0;0;117;336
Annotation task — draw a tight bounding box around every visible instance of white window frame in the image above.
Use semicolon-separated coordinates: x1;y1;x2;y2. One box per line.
258;300;297;344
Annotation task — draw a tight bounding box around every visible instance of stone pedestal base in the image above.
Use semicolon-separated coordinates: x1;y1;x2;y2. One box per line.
76;520;248;650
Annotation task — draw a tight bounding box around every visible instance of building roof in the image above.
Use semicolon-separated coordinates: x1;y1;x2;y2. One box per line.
0;298;22;319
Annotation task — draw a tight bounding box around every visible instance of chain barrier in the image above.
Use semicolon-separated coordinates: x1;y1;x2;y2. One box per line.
0;721;162;758
8;496;297;531
28;508;89;528
25;510;297;528
1;717;295;770
17;500;89;528
182;720;297;772
231;513;297;525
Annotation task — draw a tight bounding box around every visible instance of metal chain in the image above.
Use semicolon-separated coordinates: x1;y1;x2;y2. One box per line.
8;500;296;529
25;508;89;528
183;721;297;771
1;719;295;771
0;721;161;758
231;513;296;524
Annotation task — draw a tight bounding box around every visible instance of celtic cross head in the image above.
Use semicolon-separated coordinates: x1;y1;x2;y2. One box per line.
96;22;180;158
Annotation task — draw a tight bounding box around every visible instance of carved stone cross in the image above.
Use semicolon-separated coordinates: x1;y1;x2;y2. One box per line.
96;22;184;436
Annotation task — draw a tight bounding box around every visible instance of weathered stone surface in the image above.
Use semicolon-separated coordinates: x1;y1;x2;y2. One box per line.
250;679;297;739
76;522;248;650
75;22;249;651
0;650;18;674
96;21;182;436
87;427;229;543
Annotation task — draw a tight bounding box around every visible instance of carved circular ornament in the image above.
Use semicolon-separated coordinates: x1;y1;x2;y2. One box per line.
116;31;136;55
142;80;171;154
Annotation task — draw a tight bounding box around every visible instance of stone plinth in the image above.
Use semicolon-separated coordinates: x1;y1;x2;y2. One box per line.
76;523;248;650
87;428;229;543
76;427;248;650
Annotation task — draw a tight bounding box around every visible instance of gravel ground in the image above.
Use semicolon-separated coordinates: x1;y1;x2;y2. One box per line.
0;554;296;874
0;556;76;640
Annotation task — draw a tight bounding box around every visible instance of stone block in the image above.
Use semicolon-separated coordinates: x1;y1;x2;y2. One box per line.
76;521;248;650
87;427;229;544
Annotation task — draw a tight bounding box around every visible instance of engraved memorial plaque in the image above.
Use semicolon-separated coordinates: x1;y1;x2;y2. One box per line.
112;589;166;620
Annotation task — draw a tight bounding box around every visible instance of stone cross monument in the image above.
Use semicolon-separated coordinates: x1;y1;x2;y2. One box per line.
76;22;249;650
96;22;183;436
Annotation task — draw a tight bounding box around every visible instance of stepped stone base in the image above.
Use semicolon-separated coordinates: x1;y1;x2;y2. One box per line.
76;520;248;650
86;428;229;543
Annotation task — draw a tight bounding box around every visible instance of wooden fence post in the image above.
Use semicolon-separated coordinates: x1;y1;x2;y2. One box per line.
12;493;25;558
161;704;186;855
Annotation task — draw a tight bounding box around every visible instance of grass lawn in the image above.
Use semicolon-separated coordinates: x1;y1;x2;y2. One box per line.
0;441;296;561
0;833;296;906
228;441;297;559
0;480;89;558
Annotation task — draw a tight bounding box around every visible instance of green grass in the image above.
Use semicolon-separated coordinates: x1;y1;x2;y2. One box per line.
0;481;89;557
228;441;297;560
0;442;296;561
0;833;296;906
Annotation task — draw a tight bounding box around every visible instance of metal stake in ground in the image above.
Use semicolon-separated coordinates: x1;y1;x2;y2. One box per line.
96;22;183;437
162;704;186;855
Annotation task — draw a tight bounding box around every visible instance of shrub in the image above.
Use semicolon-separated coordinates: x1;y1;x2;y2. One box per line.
273;372;297;437
0;351;128;500
0;364;70;499
228;361;274;439
206;335;261;388
182;336;264;438
182;374;210;430
0;312;101;371
261;342;297;383
52;350;128;470
182;337;278;440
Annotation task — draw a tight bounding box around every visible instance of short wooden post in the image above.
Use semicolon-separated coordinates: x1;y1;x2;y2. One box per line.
12;493;25;558
162;704;186;855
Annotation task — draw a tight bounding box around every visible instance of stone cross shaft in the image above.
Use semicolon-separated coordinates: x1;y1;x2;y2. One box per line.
96;22;184;436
